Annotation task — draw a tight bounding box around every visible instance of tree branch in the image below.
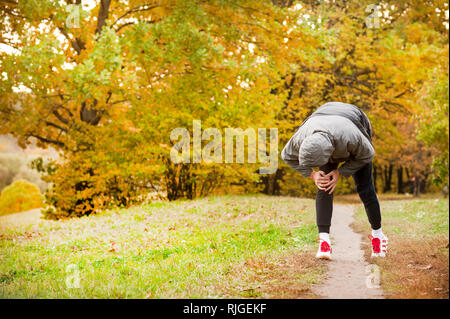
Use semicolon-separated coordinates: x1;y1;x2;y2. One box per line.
95;0;112;34
57;27;85;55
115;18;160;32
30;133;65;147
0;0;18;6
45;121;68;132
110;4;162;29
52;110;70;125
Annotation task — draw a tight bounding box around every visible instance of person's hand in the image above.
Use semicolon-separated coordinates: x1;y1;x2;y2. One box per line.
310;170;329;191
321;169;340;194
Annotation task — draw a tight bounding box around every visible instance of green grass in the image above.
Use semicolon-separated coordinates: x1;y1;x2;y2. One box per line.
0;194;324;298
354;197;449;236
352;197;449;298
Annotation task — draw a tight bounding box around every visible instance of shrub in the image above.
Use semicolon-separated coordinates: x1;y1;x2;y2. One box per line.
0;179;43;216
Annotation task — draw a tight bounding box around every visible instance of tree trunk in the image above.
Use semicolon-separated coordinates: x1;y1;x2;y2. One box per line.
420;172;428;194
266;174;276;195
397;166;404;194
261;168;284;195
388;163;393;191
413;175;421;197
383;163;393;192
165;162;198;201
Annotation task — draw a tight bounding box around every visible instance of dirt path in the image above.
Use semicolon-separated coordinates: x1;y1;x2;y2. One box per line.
0;208;44;231
312;204;384;299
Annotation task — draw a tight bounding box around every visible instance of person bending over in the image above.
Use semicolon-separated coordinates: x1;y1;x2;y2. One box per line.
281;101;388;260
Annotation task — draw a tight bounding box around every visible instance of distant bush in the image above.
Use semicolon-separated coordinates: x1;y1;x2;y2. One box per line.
0;180;43;215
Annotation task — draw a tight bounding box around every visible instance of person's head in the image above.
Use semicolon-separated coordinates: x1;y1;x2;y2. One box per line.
299;132;334;168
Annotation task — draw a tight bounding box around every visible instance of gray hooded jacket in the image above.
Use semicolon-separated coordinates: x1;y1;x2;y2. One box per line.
281;102;375;178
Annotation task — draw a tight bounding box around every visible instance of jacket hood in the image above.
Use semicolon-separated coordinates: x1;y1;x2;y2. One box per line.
299;132;334;168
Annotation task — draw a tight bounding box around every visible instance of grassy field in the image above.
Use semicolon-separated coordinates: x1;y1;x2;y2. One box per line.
351;196;449;299
0;194;327;299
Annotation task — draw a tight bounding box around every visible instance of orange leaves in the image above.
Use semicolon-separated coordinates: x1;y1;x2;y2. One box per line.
0;180;44;216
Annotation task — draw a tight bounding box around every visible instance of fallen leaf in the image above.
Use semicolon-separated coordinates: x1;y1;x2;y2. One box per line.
418;264;432;270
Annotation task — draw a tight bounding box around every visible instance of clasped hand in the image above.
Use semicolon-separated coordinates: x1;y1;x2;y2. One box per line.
310;169;340;194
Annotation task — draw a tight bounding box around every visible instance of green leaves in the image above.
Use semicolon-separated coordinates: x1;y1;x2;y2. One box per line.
415;71;449;186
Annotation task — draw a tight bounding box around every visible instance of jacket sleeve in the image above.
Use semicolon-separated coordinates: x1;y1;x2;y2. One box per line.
338;135;375;177
281;143;313;178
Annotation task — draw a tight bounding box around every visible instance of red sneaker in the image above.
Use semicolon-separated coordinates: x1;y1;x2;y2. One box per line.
369;234;388;257
315;238;332;260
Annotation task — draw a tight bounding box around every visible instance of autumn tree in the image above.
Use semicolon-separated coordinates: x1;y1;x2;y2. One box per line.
416;70;449;192
0;0;310;217
265;0;448;197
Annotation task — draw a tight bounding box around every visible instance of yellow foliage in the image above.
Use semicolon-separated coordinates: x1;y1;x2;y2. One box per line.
0;180;43;216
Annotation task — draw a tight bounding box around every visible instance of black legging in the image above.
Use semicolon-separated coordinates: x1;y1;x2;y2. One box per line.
316;161;381;233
